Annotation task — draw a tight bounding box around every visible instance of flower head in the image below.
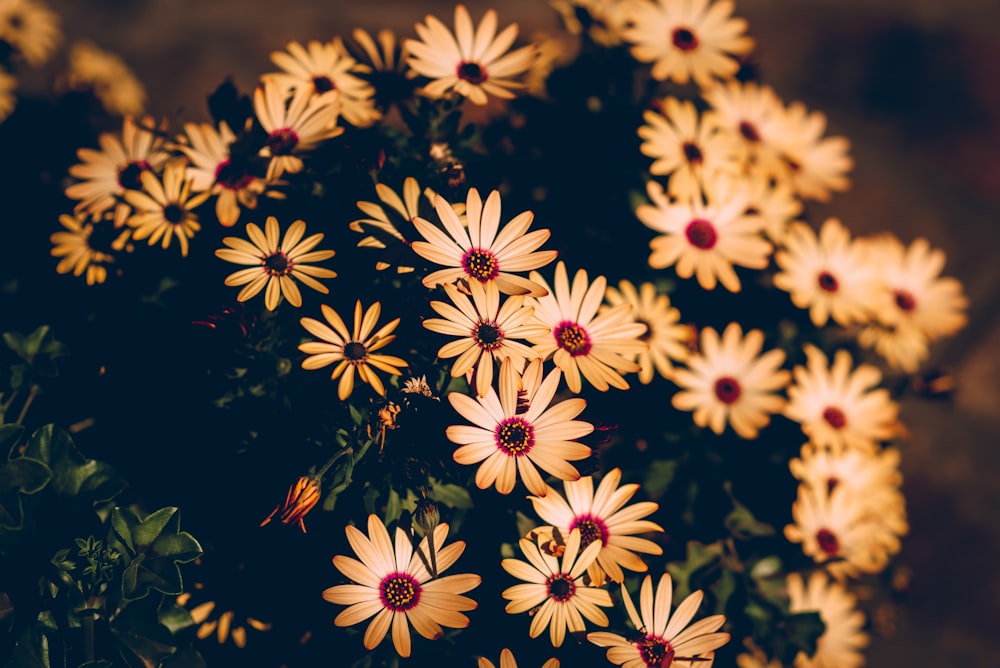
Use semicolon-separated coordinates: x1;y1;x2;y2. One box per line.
62;40;147;116
299;301;408;400
259;475;321;533
774;101;853;202
0;0;61;67
786;571;869;668
0;70;15;123
345;28;417;112
527;262;647;393
253;79;343;180
405;4;538;105
478;648;559;668
529;467;663;585
215;215;336;311
587;573;730;667
124;162;211;257
501;528;613;647
322;515;481;658
50;213;116;285
671;322;789;439
446;358;593;496
412;187;557;296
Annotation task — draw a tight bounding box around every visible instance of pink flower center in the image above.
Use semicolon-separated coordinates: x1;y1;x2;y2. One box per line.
474;322;504;352
545;573;576;602
817;271;839;292
118;160;152;190
682;141;703;164
671;27;699;52
714;376;741;404
457;61;488;84
554;321;592;357
569;514;609;548
637;635;675;668
893;289;917;312
495;417;534;456
379;572;421;611
214;157;254;191
816;528;840;556
685;219;717;250
822;406;847;430
312;75;335;93
461;248;500;282
266;128;300;156
739;121;761;142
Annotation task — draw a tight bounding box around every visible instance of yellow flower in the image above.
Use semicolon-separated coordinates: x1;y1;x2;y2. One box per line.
501;528;613;647
587;573;730;666
478;648;559;668
215;215;336;311
671;322;789;439
621;0;753;87
259;476;321;533
0;69;16;123
786;571;869;668
405;4;538;106
50;213;115;285
124;162;210;257
298;301;407;400
0;0;61;67
322;515;481;658
774;101;853;203
253;79;343;180
63;40;147;117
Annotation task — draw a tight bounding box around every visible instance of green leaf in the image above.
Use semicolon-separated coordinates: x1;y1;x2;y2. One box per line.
785;611;826;660
666;540;723;600
160;648;207;668
0;424;25;456
108;507;203;601
21;425;126;503
0;458;51;494
642;460;678;499
724;500;776;540
384;488;402;525
79;661;116;668
6;623;64;668
157;602;195;635
427;479;473;509
710;568;738;615
110;596;178;668
132;508;178;551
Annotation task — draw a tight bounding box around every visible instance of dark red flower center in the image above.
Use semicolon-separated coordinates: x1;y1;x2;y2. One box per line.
682;141;703;164
495;417;534;456
816;528;840;556
714;376;741;404
817;271;839;293
457;61;488;84
671;27;699;52
545;573;576;602
312;75;336;93
637;635;675;668
554;321;592;357
461;248;499;282
822;406;847;430
266;128;300;156
163;203;186;225
893;289;917;312
264;251;290;276
569;514;609;548
739;121;761;142
118;160;152;190
343;341;368;362
685;219;718;250
474;322;503;351
379;573;421;611
214;157;254;190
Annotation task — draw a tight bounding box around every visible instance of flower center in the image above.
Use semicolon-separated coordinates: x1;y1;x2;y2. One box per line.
379;573;421;611
826;477;839;494
816;528;840;556
266;128;300;156
312;75;335;93
545;573;576;602
569;514;609;548
817;271;839;293
739;121;761;142
893;289;917;312
461;248;500;282
456;61;488;85
636;317;653;342
118;160;152;190
263;252;290;276
714;376;741;404
215;157;254;190
554;321;592;357
163;203;187;225
682;141;703;164
822;406;847;430
637;635;675;668
495;417;534;457
474;322;504;351
671;27;699;52
685;219;717;250
343;341;368;362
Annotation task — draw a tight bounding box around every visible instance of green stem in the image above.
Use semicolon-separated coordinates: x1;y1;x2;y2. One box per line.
315;447;352;480
14;385;38;426
82;612;95;663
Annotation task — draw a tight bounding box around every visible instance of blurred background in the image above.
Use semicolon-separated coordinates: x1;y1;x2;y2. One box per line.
17;0;1000;665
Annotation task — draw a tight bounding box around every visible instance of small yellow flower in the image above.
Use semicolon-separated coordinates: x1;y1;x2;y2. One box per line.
259;476;321;533
124;162;210;257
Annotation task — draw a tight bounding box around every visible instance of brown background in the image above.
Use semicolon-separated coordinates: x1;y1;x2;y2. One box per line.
31;1;1000;665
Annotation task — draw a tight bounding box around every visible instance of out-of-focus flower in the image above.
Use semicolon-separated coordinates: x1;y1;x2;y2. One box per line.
124;162;210;257
259;475;321;533
423;280;547;397
774;101;853;202
215;215;336;311
550;0;636;46
736;638;782;668
587;573;730;666
412;187;556;296
773;218;881;328
344;28;416;113
177;593;272;650
786;571;869;667
636;180;771;293
784;345;899;453
0;0;61;67
321;515;481;658
620;0;753;87
528;467;663;585
264;38;380;128
299;301;407;400
253;80;343;180
603;279;692;383
523;30;578;98
0;69;16;123
501;528;612;647
446;357;592;496
62;40;146;116
478;647;559;668
671;322;789;439
744;176;802;244
639;97;741;202
526;262;647;393
702;80;790;184
401;375;436;398
50;213;115;285
405;4;537;106
65;115;170;227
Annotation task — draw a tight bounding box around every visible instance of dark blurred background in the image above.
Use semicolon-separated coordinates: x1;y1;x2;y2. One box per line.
14;0;1000;665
